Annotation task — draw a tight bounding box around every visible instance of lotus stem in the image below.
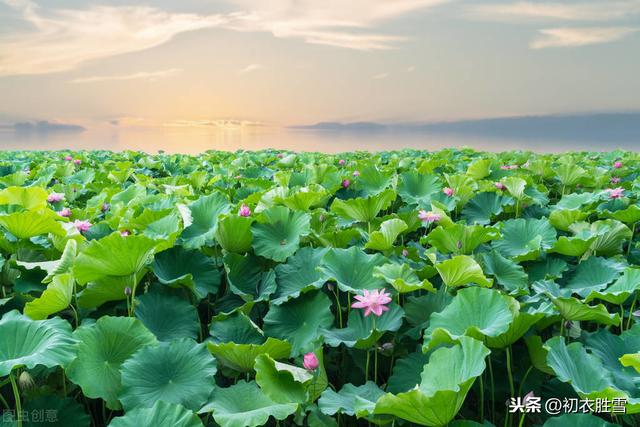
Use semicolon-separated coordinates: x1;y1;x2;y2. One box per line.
9;371;22;427
333;288;343;328
620;304;625;332
628;222;637;255
505;347;515;427
365;349;370;382
0;390;10;409
488;354;495;424
626;294;637;331
479;373;485;422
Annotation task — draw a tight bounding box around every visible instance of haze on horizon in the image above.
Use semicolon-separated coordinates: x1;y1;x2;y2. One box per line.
1;0;639;137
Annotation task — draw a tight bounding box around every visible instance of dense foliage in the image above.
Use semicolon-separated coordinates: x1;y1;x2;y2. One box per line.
0;149;639;427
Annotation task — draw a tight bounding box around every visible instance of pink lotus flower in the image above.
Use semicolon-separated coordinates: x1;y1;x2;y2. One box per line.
351;289;392;317
501;164;519;170
495;182;505;190
303;352;319;371
73;159;81;165
614;161;623;169
238;204;251;217
353;170;360;177
443;187;454;197
342;179;350;189
120;230;130;237
47;193;65;203
58;208;72;218
606;187;624;199
64;155;73;161
611;177;621;184
338;159;346;166
418;210;441;223
73;220;92;233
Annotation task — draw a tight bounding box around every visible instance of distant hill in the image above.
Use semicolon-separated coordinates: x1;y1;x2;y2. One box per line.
12;121;86;133
291;112;640;142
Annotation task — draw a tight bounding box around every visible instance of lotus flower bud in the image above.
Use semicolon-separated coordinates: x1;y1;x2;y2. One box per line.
380;342;394;352
101;203;110;212
124;287;132;296
352;170;360;177
18;371;35;391
443;187;454;197
303;352;319;371
120;230;130;237
64;155;73;161
342;179;350;189
611;177;621;184
402;249;409;257
614;161;623;169
47;193;65;203
327;283;334;291
319;214;325;223
238;204;251;217
495;182;505;190
58;208;72;218
73;159;82;165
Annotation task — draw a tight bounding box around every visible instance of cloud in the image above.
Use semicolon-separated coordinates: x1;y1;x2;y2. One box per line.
0;1;226;76
407;65;416;72
468;1;640;22
530;27;638;48
69;68;182;84
372;72;389;79
239;64;263;74
224;0;453;50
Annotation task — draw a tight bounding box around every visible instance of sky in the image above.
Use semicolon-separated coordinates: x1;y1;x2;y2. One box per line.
0;0;639;132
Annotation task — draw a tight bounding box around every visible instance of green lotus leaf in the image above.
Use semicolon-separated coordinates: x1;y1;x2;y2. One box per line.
620;353;640;373
119;338;217;410
152;246;220;298
373;262;435;293
272;247;329;305
502;177;526;200
461;192;507;225
570;220;632;256
544;336;637;411
548;209;588;232
16;239;77;283
316;228;364;248
251;206;311;262
317;247;387;292
73;233;159;284
204;381;297;427
423;287;514;351
0;186;49;209
528;256;569;282
330;189;396;223
352;165;393;195
493;218;556;262
375;336;490;426
77;271;145;308
323;303;404;349
555;192;598;210
563;256;625;297
280;185;329;211
24;273;74;320
0;209;66;239
254;353;312;404
23;396;91;427
585;267;640;304
318;381;385;418
109;401;203;427
550;235;597;257
542;413;619;427
604;204;640;225
387;351;430;394
306;405;338;427
584;328;640;396
365;218;407;251
135;290;200;342
397;172;441;207
207;338;291;373
223;253;276;301
263;291;334;356
524;335;554;375
485;307;545;348
0;310;76;376
427;224;499;255
179;192;231;249
465;158;492;179
435;255;493;288
129;208;181;251
548;295;620;326
208;312;291;372
215;214;254;253
66;316;157;409
480;251;528;293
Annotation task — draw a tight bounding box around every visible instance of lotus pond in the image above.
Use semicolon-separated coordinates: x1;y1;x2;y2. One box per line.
0;149;639;427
